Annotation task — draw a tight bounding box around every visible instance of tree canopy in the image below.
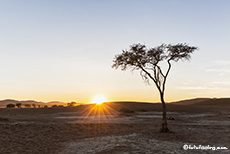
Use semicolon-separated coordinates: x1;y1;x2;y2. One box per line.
112;43;198;94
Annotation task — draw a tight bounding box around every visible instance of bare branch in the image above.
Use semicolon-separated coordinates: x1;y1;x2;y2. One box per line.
139;65;162;93
112;42;198;94
140;70;150;85
162;60;172;93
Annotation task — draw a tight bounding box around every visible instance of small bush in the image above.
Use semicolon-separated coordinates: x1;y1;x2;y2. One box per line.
24;104;31;108
67;102;77;107
119;108;135;114
6;104;15;108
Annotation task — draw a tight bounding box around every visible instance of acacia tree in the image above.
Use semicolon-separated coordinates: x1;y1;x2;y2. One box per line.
16;103;22;108
112;43;197;132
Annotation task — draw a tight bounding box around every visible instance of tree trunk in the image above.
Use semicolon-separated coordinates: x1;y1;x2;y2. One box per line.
160;92;169;132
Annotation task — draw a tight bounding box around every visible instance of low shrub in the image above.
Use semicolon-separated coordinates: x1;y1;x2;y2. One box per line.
119;108;135;114
6;104;15;108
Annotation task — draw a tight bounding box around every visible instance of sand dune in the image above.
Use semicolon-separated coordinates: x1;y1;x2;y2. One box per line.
0;99;230;153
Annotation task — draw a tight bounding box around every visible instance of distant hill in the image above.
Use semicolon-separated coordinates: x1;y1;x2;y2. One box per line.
0;99;67;107
193;98;230;105
104;101;162;111
171;98;230;106
104;98;230;113
170;98;212;105
1;97;229;109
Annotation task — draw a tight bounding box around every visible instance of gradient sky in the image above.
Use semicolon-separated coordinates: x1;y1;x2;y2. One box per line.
0;0;229;103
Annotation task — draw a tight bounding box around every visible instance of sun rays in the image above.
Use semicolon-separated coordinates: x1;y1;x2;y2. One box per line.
78;95;119;124
81;103;118;124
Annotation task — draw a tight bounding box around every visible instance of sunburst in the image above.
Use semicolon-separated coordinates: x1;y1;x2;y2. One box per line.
92;95;107;105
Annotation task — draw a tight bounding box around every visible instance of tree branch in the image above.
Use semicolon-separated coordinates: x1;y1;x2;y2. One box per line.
156;65;165;78
162;59;172;93
139;65;162;92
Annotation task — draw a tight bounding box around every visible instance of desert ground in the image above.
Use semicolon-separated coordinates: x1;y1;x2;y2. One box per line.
0;100;230;154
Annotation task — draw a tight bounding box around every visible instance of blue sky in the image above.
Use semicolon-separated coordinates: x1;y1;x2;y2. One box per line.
0;0;229;103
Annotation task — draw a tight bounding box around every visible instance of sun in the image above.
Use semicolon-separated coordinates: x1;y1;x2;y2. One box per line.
92;95;107;105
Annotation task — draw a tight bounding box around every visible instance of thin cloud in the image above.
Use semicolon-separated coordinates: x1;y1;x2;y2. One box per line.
212;81;230;86
206;69;230;73
177;86;215;90
214;60;230;65
177;86;229;91
205;60;230;75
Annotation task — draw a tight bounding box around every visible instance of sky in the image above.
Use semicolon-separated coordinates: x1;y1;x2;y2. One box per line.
0;0;229;103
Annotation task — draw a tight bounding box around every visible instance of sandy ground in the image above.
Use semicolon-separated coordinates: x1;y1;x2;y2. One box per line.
0;104;230;154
